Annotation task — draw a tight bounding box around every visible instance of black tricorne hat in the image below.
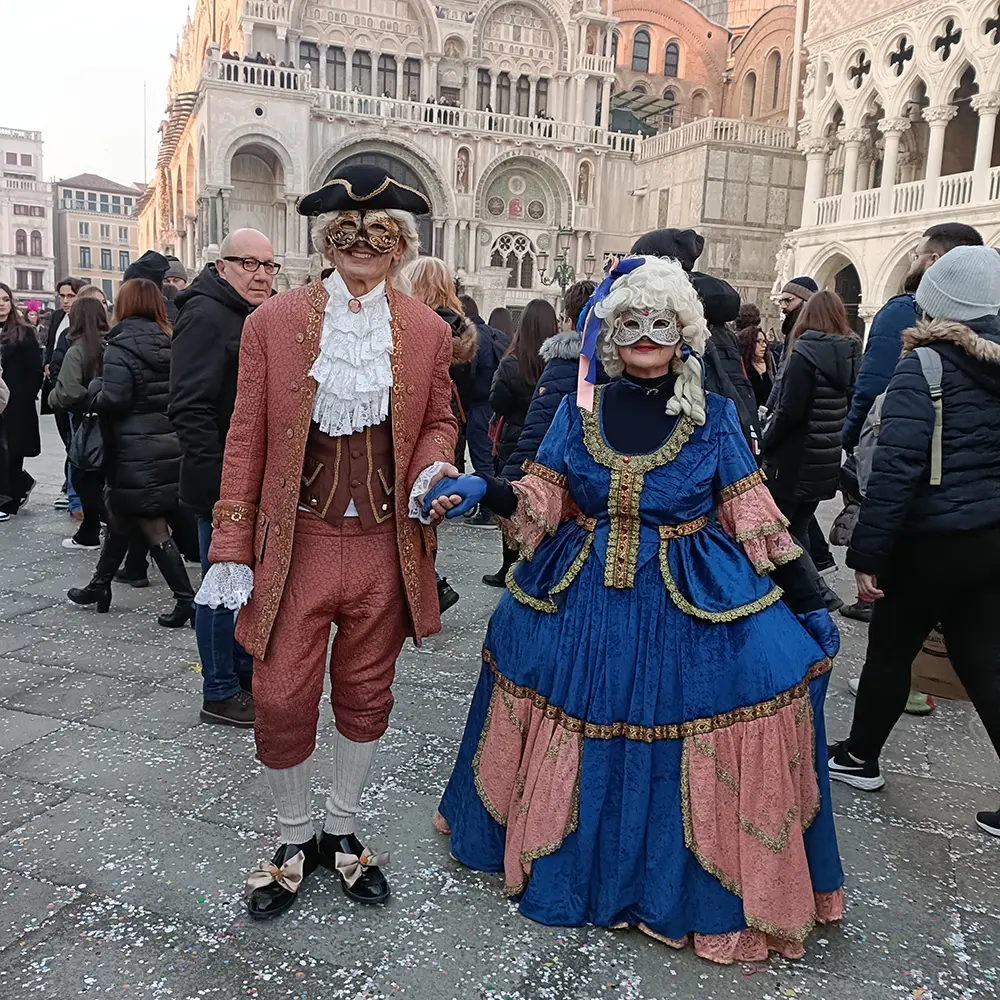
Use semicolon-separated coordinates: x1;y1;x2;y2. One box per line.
298;164;431;216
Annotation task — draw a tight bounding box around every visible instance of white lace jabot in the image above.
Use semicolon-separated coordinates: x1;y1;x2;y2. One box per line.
309;271;394;437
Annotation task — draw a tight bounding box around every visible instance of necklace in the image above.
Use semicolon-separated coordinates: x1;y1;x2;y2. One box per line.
348;298;363;314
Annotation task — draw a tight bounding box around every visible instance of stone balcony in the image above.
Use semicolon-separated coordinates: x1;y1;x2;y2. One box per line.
573;53;616;76
201;56;638;154
810;166;1000;228
242;0;288;23
636;117;796;161
3;178;49;193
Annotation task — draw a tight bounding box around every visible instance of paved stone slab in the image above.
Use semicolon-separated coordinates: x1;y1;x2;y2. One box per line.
0;778;71;836
0;656;66;700
0;726;249;811
0;708;66;756
4;634;195;682
0;873;76;949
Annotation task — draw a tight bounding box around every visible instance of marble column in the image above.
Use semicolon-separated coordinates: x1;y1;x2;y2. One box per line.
877;117;910;217
799;137;829;224
488;70;496;110
345;47;354;91
922;105;959;211
428;55;441;100
318;43;329;90
839;128;867;222
971;93;1000;202
185;215;196;268
599;77;612;129
285;195;300;255
574;73;587;125
395;59;403;100
528;74;538;118
220;187;232;238
444;218;458;270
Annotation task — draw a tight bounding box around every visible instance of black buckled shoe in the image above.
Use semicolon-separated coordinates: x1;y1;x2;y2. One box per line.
318;831;390;904
245;836;319;921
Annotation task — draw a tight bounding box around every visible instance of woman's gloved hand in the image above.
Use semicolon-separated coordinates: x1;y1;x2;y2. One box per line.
423;474;488;521
796;609;841;659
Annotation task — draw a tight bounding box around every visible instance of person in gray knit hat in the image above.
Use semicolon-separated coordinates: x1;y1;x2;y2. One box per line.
163;257;189;291
829;244;1000;839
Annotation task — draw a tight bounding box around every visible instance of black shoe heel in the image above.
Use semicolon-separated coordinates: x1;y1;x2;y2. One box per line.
97;592;112;613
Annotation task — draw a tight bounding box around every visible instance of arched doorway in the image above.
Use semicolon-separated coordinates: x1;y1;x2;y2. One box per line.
326;152;434;254
230;143;286;237
834;263;863;336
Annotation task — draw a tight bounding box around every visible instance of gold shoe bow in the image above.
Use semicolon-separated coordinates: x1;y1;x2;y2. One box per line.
244;850;306;896
334;847;389;888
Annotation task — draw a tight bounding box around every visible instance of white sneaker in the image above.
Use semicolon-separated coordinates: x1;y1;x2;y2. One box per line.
848;677;860;696
53;494;70;510
0;511;10;522
62;536;100;550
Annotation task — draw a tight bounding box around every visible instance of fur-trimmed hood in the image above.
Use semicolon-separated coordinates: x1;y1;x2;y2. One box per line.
902;315;1000;397
436;307;478;366
539;328;581;363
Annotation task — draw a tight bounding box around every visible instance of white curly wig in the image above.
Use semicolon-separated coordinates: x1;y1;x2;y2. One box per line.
594;255;710;425
311;209;421;293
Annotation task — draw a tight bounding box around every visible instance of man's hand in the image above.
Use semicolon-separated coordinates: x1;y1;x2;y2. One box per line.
426;463;462;524
428;463;460;490
855;571;884;601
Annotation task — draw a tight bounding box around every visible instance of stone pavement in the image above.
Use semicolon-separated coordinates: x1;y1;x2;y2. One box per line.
0;416;998;1000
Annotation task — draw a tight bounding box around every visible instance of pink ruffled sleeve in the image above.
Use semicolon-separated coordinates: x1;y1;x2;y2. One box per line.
716;471;803;574
712;400;803;575
500;463;573;559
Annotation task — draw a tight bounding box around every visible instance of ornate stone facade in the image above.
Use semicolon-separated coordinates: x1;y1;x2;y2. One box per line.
139;0;807;318
788;0;1000;329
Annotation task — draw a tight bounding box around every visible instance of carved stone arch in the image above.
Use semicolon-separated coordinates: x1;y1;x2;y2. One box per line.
474;150;574;228
216;125;301;191
933;54;983;106
290;0;440;51
308;132;454;218
472;0;570;73
874;230;924;302
802;241;869;300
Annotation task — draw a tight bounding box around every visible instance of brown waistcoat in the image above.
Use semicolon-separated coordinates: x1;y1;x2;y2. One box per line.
300;419;395;530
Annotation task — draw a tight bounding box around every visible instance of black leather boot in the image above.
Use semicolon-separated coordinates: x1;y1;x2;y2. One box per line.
245;837;319;921
68;532;129;613
149;538;196;628
318;831;390;904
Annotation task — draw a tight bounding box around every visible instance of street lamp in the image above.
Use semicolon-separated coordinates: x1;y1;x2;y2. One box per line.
537;228;578;291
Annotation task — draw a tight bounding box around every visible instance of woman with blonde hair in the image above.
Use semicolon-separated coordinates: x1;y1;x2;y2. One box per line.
403;256;476;612
67;278;195;627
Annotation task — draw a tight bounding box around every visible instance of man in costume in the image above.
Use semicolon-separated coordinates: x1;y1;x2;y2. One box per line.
196;164;459;919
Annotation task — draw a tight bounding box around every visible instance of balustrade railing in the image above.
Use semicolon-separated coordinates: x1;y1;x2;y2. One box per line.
317;90;638;151
892;179;924;215
574;53;615;75
637;117;794;161
938;170;974;209
4;178;48;192
853;188;880;221
815;195;841;226
243;0;287;20
204;55;309;90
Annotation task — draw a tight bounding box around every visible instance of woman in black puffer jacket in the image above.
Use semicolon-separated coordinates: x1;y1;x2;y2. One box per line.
762;290;861;552
67;279;195;628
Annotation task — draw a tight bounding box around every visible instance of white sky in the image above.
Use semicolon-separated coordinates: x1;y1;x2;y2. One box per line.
2;0;194;186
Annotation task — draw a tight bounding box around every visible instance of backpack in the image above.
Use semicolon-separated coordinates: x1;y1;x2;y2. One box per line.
856;346;944;497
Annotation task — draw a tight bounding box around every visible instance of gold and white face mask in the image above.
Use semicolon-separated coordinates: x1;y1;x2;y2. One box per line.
610;308;681;348
326;211;401;254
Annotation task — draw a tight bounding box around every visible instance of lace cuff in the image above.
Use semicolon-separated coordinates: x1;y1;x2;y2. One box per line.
408;461;449;524
195;562;254;610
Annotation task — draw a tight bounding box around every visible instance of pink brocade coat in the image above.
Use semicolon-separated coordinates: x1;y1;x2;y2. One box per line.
208;276;458;659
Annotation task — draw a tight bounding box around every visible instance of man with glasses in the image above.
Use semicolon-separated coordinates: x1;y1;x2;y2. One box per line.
169;228;277;728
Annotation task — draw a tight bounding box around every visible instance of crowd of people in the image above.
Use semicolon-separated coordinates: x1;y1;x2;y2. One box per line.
1;165;998;962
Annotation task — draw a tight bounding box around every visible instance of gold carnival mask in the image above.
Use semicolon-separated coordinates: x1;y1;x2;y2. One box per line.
326;210;401;254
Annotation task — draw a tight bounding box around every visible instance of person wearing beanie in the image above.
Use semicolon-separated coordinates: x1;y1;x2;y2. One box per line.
164;257;189;291
123;250;170;286
830;244;1000;838
779;275;818;343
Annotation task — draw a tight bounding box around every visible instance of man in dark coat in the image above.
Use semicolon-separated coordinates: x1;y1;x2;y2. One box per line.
830;246;1000;835
842;223;983;454
630;228;761;457
169;228;274;727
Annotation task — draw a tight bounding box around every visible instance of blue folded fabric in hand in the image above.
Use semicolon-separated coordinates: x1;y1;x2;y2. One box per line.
796;609;841;659
422;474;487;519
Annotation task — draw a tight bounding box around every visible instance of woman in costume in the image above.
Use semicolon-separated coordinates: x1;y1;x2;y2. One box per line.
426;255;844;964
